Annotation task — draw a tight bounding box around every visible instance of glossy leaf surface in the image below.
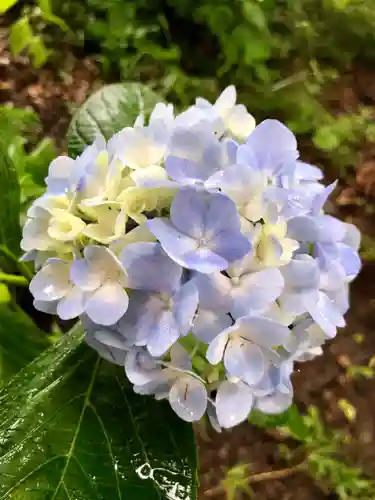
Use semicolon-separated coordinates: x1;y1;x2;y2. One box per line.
67;83;162;157
0;324;198;499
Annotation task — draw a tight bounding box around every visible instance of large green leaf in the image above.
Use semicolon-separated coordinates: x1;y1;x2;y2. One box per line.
67;83;162;157
0;323;198;499
0;141;22;255
0;305;50;383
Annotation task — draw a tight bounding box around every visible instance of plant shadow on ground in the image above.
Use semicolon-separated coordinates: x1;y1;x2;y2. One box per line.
3;19;375;499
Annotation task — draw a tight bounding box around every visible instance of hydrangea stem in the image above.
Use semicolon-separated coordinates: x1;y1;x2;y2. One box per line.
204;463;306;497
0;272;29;287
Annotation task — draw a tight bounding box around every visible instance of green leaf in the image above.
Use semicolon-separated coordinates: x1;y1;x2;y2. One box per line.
0;323;198;499
249;408;290;429
284;404;309;440
9;17;33;56
28;36;50;68
27;138;58;186
67;83;162;158
313;126;341;151
0;141;22;256
0;0;17;14
37;0;69;31
0;305;50;383
249;404;309;439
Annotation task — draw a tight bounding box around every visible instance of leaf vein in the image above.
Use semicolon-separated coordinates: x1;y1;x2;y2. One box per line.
115;375;162;499
51;357;101;500
89;402;122;500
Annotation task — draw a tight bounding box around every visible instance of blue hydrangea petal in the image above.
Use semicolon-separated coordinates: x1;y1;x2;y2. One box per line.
84;281;129;326
57;287;85;320
244;119;298;173
146;310;180;357
125;348;162;386
216;380;254;428
84;331;126;366
311;180;337;214
165;156;206;185
193;309;232;343
303;291;345;338
120;242;182;293
169;376;207;422
209;229;251;265
194;272;232;312
171;189;241;239
337;244;361;280
287;216;320;242
146;218;198;265
94;329;130;350
172;280;199;335
282;255;320;289
237;316;290;348
231;268;284;318
181;248;229;273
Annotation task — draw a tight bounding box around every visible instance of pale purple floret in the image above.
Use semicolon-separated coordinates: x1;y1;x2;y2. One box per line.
194;263;283;320
206;316;290;386
147;188;251;273
118;280;198;357
253;361;294;414
237;119;299;176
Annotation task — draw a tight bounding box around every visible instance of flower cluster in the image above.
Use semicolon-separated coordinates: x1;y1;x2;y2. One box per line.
22;86;361;430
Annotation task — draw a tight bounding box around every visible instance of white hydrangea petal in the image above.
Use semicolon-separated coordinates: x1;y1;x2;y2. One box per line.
207;401;222;433
206;331;229;365
46;156;76;194
48;210;85;242
214;85;237;115
256;391;293;415
21;217;53;252
84;245;126;281
30;259;71;301
70;258;105;291
169;376;207;422
224;337;265;385
216;380;254;428
85;281;129;326
226;105;256;139
33;299;58;314
169;343;192;371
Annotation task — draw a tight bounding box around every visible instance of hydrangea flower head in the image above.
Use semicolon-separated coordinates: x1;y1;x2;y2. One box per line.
22;86;361;430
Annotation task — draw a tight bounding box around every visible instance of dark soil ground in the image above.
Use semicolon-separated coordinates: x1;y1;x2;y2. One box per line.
2;23;375;500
